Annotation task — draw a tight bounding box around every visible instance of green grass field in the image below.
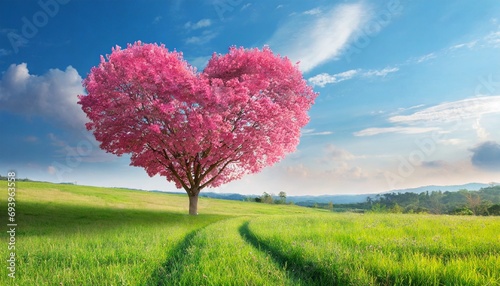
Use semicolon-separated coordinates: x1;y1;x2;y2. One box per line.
1;182;499;285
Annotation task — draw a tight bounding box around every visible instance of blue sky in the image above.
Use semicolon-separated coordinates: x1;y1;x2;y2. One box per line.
1;0;500;195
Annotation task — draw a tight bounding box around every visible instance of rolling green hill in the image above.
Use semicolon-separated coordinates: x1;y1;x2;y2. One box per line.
0;181;498;285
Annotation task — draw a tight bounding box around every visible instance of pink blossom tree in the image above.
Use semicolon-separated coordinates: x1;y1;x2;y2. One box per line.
78;42;317;215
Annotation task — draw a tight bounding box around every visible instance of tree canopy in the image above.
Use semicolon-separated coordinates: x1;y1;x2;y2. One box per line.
78;42;317;214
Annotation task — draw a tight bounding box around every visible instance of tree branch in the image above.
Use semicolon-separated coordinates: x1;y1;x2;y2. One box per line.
200;158;237;190
184;157;196;189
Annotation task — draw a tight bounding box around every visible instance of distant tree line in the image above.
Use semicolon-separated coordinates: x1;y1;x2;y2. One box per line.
0;174;32;182
250;191;289;205
322;186;500;216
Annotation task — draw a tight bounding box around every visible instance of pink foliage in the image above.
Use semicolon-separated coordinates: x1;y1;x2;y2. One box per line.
78;42;317;195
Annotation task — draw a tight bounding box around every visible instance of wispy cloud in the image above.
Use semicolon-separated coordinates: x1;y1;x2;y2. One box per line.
439;138;465;146
394;104;425;114
302;129;334;136
240;3;251;11
485;31;500;47
415;52;437;63
184;19;212;30
389;96;500;124
354;127;440;137
185;30;218;45
268;3;369;73
308;69;359;87
308;66;398;87
412;28;500;64
355;96;500;137
363;67;399;77
184;18;216;45
448;41;477;51
303;8;322;15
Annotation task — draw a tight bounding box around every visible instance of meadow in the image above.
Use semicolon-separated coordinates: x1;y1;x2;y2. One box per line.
0;181;499;285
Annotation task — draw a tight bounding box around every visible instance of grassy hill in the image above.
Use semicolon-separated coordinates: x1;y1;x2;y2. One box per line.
0;182;499;285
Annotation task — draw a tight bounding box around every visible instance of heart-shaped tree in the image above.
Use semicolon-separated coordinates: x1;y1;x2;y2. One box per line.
78;41;317;215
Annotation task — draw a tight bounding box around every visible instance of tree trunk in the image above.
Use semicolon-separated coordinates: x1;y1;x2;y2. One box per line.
189;194;199;215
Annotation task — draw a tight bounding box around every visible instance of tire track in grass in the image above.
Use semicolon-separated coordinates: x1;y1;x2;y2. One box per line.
145;227;202;285
147;217;298;285
239;221;344;286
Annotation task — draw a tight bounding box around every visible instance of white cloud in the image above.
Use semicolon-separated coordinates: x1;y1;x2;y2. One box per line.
325;144;355;161
389;96;500;124
370;110;385;115
323;144;368;180
363;67;399;77
416;53;436;63
268;3;369;72
302;129;334;136
472;117;489;140
356;96;500;139
485;31;500;47
310;131;333;136
395;104;425;113
280;144;369;186
185;30;218;44
354;127;440;137
439;138;465;146
413;28;500;64
0;63;87;129
308;66;398;87
185;19;212;30
286;163;309;178
308;69;358;87
448;41;477;51
303;8;322;15
241;3;251;11
326;164;367;181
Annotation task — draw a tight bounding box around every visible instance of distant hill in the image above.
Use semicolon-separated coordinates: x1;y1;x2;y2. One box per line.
199;192;248;201
174;183;493;206
387;183;490;195
286;194;369;205
288;183;491;206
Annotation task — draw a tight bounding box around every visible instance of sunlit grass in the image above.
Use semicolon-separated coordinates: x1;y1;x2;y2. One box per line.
148;217;300;285
247;213;500;285
0;185;225;284
0;181;314;285
1;182;498;285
